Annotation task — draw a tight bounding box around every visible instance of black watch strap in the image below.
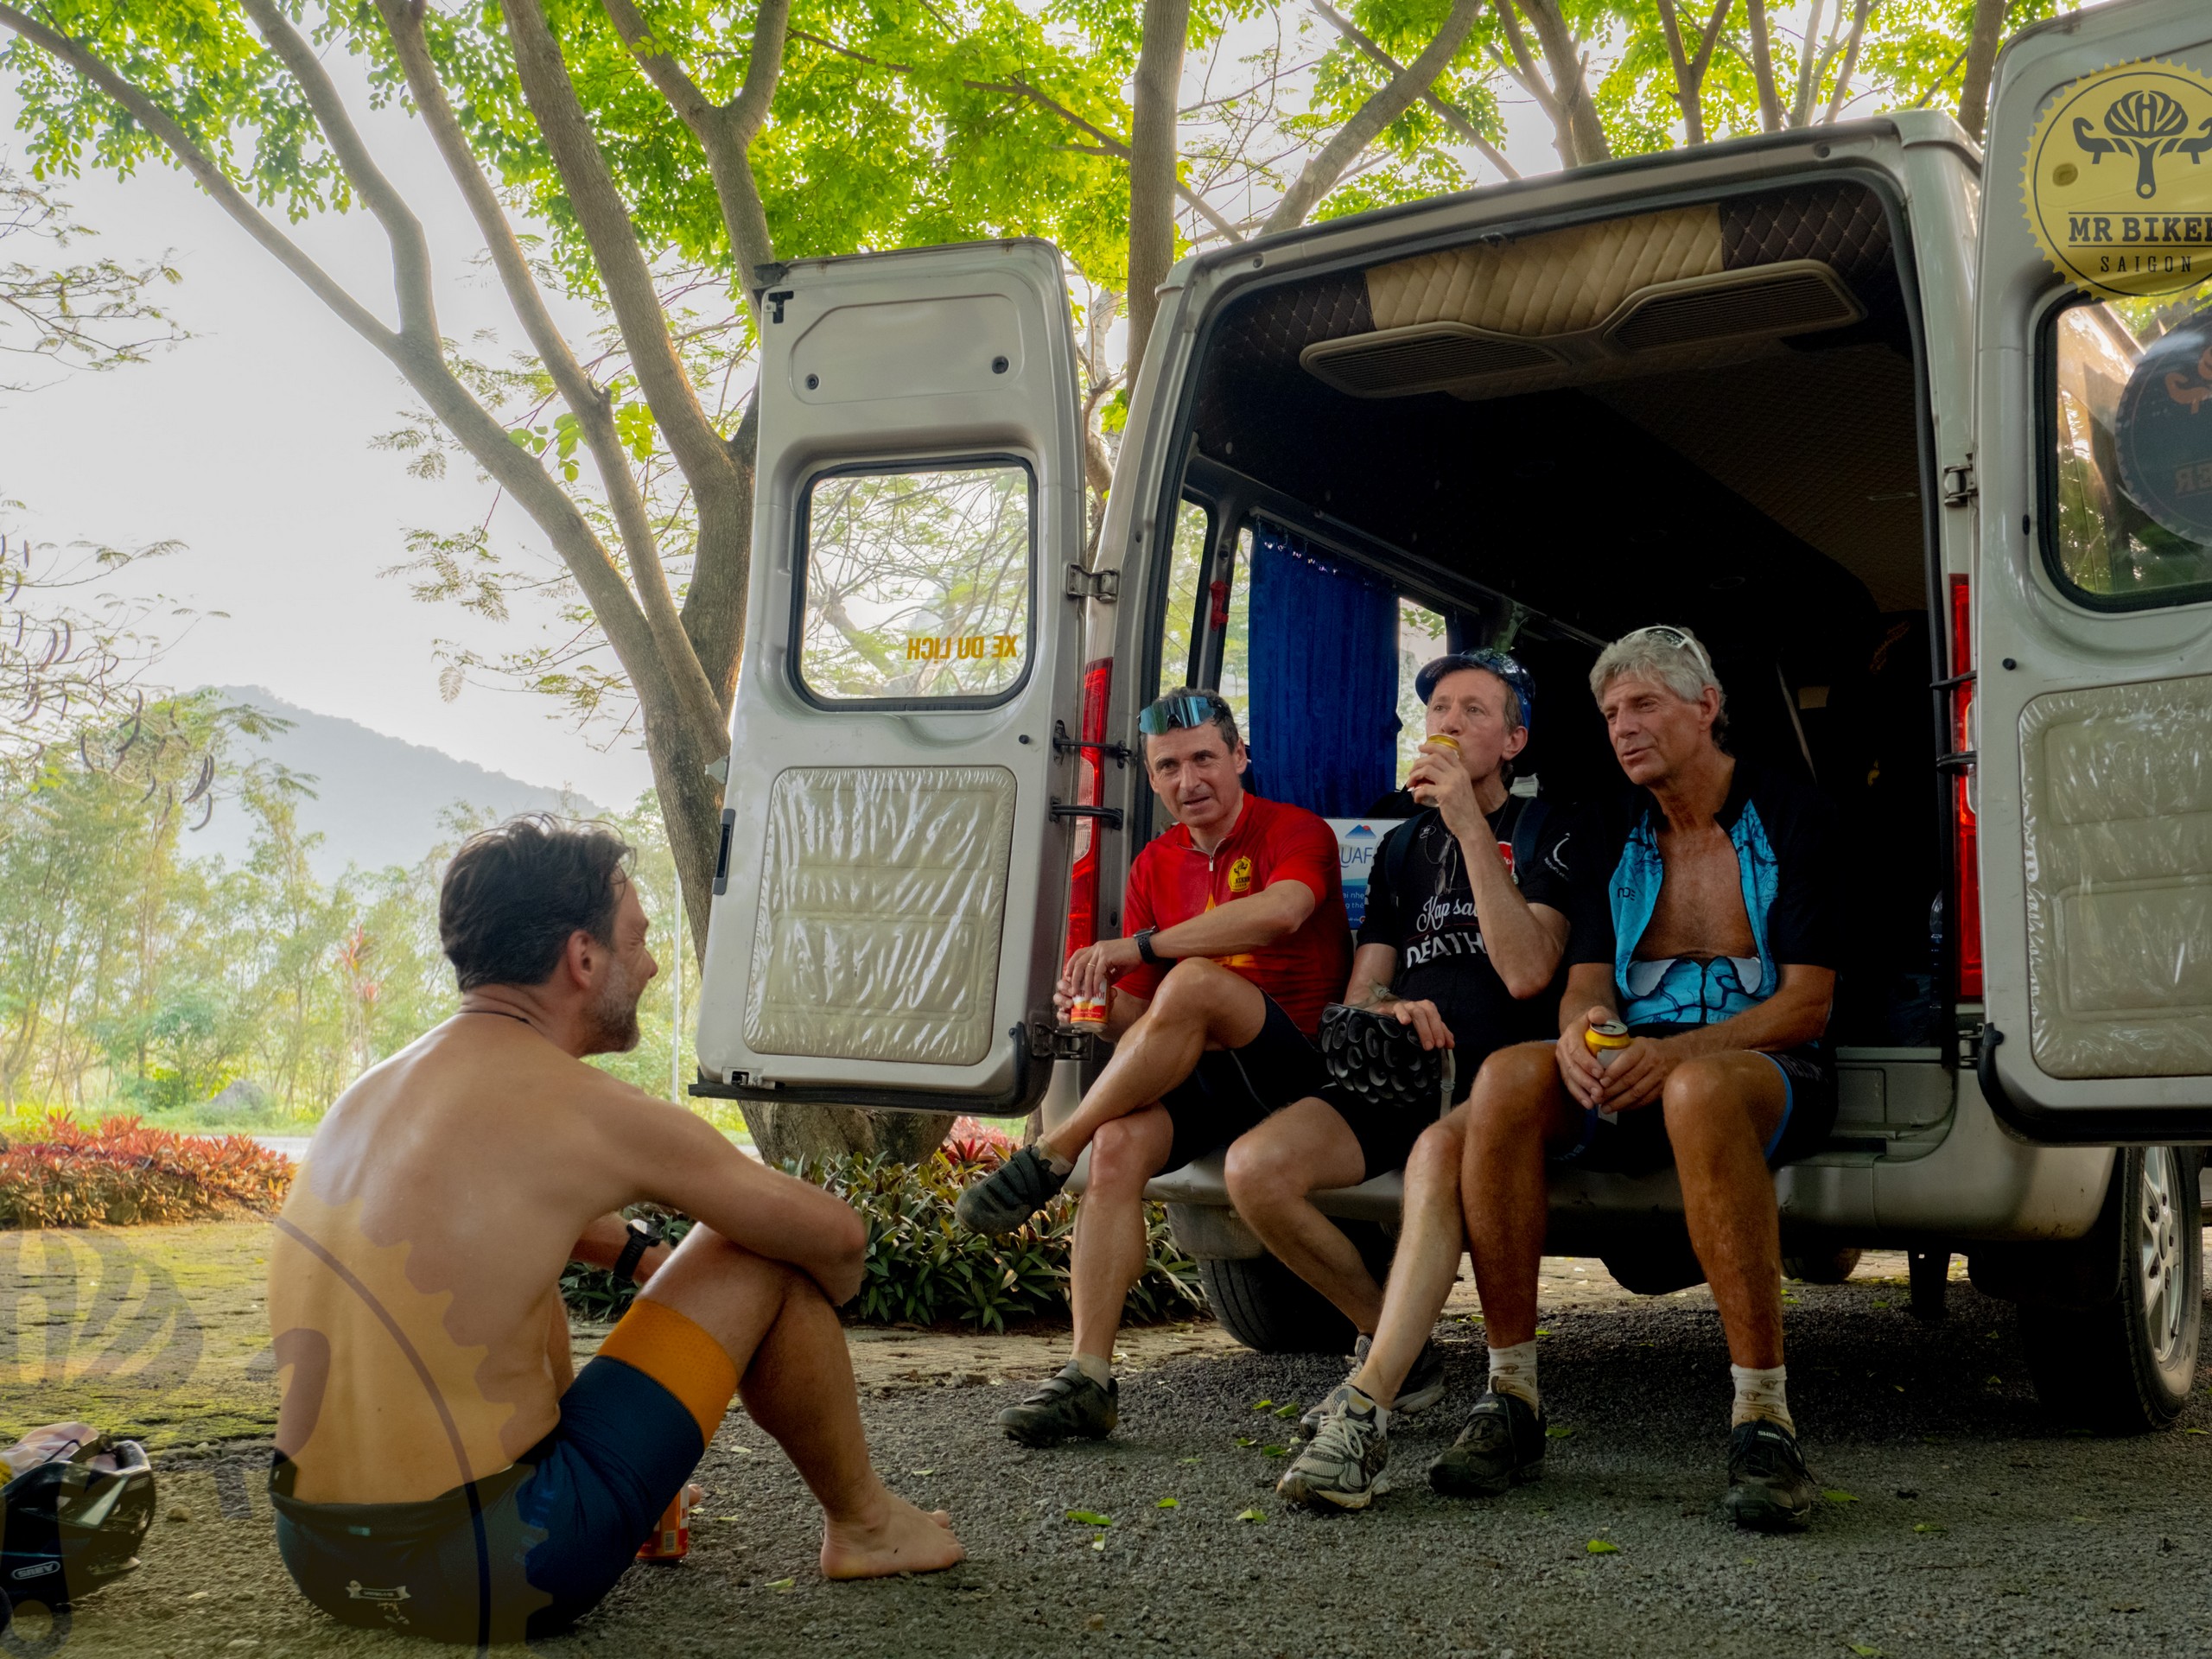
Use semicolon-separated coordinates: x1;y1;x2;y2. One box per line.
613;1218;659;1283
1135;927;1164;969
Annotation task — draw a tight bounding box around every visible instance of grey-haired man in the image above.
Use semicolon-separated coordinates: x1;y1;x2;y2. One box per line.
1447;625;1840;1530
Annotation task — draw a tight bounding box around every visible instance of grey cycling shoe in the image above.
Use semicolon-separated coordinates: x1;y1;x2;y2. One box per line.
1278;1389;1390;1511
997;1363;1118;1447
954;1144;1069;1236
1723;1419;1816;1531
1296;1338;1446;1438
1427;1389;1547;1497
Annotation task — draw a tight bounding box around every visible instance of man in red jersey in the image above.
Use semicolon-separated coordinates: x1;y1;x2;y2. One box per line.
954;688;1351;1446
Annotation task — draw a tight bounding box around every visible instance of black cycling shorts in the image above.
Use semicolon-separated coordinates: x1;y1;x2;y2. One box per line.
1316;1084;1435;1182
1157;992;1328;1173
1550;1037;1838;1177
271;1344;705;1645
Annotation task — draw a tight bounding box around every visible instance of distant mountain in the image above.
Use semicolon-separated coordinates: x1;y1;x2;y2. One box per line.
192;685;610;880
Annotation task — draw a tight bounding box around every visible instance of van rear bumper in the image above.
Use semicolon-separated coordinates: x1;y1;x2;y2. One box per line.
1052;1063;2117;1257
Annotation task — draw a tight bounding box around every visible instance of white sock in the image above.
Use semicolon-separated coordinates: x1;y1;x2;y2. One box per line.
1037;1144;1075;1178
1730;1363;1793;1433
1486;1341;1539;1410
1071;1352;1112;1386
1340;1384;1389;1432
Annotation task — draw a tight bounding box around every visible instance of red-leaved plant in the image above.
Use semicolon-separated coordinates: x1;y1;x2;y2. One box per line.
0;1113;295;1228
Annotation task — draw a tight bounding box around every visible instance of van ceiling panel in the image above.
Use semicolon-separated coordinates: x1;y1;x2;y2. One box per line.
1300;324;1561;397
1591;345;1926;612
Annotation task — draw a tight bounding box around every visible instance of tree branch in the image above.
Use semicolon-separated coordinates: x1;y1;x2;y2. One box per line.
0;3;393;350
1744;0;1785;132
1262;0;1482;233
1789;0;1827;128
374;0;688;684
1309;0;1518;180
502;0;740;512
1821;0;1873;124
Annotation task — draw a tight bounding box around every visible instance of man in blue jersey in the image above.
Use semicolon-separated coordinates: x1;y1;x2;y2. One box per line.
1439;626;1842;1531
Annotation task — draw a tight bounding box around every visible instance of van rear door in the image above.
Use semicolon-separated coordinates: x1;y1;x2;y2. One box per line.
692;240;1084;1115
1974;0;2212;1139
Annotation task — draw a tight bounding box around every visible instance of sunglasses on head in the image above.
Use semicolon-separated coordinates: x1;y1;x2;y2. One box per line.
1137;692;1235;737
1419;649;1535;731
1618;624;1714;675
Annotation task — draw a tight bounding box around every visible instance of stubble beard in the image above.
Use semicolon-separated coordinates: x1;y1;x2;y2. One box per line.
584;955;644;1055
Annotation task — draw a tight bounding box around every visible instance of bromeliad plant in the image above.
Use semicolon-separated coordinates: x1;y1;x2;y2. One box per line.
562;1143;1204;1333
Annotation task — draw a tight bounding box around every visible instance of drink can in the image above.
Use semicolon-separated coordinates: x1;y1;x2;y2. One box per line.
1584;1020;1632;1066
637;1487;691;1563
1412;733;1459;803
1067;994;1109;1032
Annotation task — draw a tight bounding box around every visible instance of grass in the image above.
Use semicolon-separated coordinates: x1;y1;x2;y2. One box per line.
0;1220;278;1450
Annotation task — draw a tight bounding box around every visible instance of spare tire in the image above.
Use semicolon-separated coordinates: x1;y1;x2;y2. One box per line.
1600;1238;1707;1296
1198;1255;1356;1354
1782;1247;1864;1285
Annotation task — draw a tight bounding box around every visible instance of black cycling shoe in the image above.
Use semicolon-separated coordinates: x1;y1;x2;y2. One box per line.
1723;1419;1815;1531
997;1363;1118;1447
954;1144;1069;1236
1427;1389;1546;1497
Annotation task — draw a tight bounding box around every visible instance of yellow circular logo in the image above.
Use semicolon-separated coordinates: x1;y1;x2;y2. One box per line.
1227;855;1254;894
2025;58;2212;300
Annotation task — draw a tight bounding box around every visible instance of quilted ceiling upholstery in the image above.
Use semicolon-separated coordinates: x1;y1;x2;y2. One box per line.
1721;181;1893;286
1367;206;1725;337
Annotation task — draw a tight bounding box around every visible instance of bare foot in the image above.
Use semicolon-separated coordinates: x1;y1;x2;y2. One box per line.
819;1487;965;1580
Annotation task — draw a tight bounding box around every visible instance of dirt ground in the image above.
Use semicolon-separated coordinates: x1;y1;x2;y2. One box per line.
6;1221;2205;1658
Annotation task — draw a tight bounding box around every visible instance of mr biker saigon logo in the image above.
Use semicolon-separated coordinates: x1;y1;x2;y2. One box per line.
2026;59;2212;300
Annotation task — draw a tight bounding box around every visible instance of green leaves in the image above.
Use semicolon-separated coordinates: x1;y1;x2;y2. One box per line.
1821;1490;1859;1504
1585;1539;1618;1554
1065;1510;1113;1527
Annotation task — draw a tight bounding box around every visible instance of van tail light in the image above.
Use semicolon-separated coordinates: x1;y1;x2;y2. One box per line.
1948;574;1984;999
1064;657;1113;958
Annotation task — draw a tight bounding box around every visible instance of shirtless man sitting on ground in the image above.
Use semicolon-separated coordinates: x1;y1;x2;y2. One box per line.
268;817;961;1645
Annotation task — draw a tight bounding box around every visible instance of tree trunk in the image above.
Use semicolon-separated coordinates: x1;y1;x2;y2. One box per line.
1955;0;2009;143
1745;0;1785;132
1125;0;1192;383
741;1103;957;1169
1516;0;1609;168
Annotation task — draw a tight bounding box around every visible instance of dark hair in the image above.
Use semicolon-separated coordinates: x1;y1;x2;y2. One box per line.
1141;685;1242;754
439;816;634;990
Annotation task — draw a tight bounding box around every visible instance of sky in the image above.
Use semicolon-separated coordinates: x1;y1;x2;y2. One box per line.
0;11;1836;802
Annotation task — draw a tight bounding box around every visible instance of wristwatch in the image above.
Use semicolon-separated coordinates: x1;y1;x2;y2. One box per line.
613;1216;664;1283
1134;927;1165;969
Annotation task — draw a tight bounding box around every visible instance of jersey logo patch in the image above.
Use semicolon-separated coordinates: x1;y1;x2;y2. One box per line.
1227;856;1254;893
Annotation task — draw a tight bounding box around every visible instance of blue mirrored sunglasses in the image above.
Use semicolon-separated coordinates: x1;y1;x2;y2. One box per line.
1137;693;1234;736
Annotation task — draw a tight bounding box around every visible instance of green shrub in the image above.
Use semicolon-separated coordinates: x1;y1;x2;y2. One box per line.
562;1145;1204;1332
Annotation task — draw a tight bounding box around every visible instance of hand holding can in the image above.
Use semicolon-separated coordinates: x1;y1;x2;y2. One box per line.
1066;993;1109;1033
1410;733;1459;805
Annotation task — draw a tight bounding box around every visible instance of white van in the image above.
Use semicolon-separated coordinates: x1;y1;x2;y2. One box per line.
696;0;2212;1433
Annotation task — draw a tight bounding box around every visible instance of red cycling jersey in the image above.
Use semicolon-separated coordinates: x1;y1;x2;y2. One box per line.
1117;792;1351;1035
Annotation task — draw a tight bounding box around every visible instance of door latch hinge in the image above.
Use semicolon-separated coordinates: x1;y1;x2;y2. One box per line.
1065;564;1120;603
1053;719;1132;766
1051;800;1125;830
1941;461;1976;507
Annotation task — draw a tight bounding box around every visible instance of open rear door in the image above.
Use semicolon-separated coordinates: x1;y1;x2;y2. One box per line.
693;240;1084;1115
1974;0;2212;1140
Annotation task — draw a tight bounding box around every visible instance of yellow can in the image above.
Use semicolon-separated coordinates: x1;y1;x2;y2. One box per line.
1584;1020;1633;1065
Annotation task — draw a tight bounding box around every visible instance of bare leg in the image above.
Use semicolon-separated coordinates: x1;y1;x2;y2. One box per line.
1224;1098;1376;1329
639;1226;963;1579
1041;961;1266;1164
1351;1107;1468;1408
1460;1043;1581;1351
1069;1107;1177;1363
1662;1054;1789;1370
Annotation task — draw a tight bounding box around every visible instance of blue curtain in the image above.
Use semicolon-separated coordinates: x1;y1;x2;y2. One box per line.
1247;523;1399;817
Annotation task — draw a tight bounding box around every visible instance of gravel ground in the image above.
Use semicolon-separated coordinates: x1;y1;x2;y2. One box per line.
39;1248;2212;1659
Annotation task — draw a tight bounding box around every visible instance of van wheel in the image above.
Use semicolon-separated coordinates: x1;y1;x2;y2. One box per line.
2022;1147;2202;1434
1196;1255;1357;1355
1600;1239;1706;1297
1782;1248;1863;1285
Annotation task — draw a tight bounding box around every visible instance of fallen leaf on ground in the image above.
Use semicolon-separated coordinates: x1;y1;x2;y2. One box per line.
1156;1497;1179;1509
1586;1540;1618;1554
1912;1522;1946;1535
1535;1328;1553;1336
765;1578;795;1591
1090;1535;1107;1553
1236;1508;1266;1523
1179;1456;1203;1464
1846;1644;1884;1656
1273;1403;1300;1419
1261;1445;1287;1458
1546;1426;1573;1440
910;1469;936;1477
1066;1510;1113;1527
1233;1436;1257;1447
1250;1399;1274;1411
1821;1490;1858;1504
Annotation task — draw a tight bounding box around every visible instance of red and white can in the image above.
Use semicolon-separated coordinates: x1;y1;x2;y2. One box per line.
637;1488;692;1563
1067;993;1109;1032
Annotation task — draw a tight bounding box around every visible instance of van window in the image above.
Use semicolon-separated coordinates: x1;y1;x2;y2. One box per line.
796;460;1033;702
1394;595;1448;780
2046;292;2212;610
1158;499;1210;690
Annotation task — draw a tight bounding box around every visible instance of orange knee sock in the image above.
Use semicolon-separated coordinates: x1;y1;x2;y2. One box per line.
597;1298;741;1448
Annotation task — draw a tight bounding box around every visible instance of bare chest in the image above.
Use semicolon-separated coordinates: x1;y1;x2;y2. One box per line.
1636;827;1757;961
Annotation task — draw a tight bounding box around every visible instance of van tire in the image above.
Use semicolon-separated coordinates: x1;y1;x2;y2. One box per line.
1782;1248;1863;1284
1600;1239;1707;1297
1197;1254;1357;1355
2020;1147;2201;1435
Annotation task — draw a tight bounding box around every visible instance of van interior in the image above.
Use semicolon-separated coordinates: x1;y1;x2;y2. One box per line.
1148;176;1951;1057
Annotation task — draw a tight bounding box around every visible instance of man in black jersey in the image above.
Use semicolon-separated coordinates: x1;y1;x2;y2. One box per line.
1248;652;1577;1510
